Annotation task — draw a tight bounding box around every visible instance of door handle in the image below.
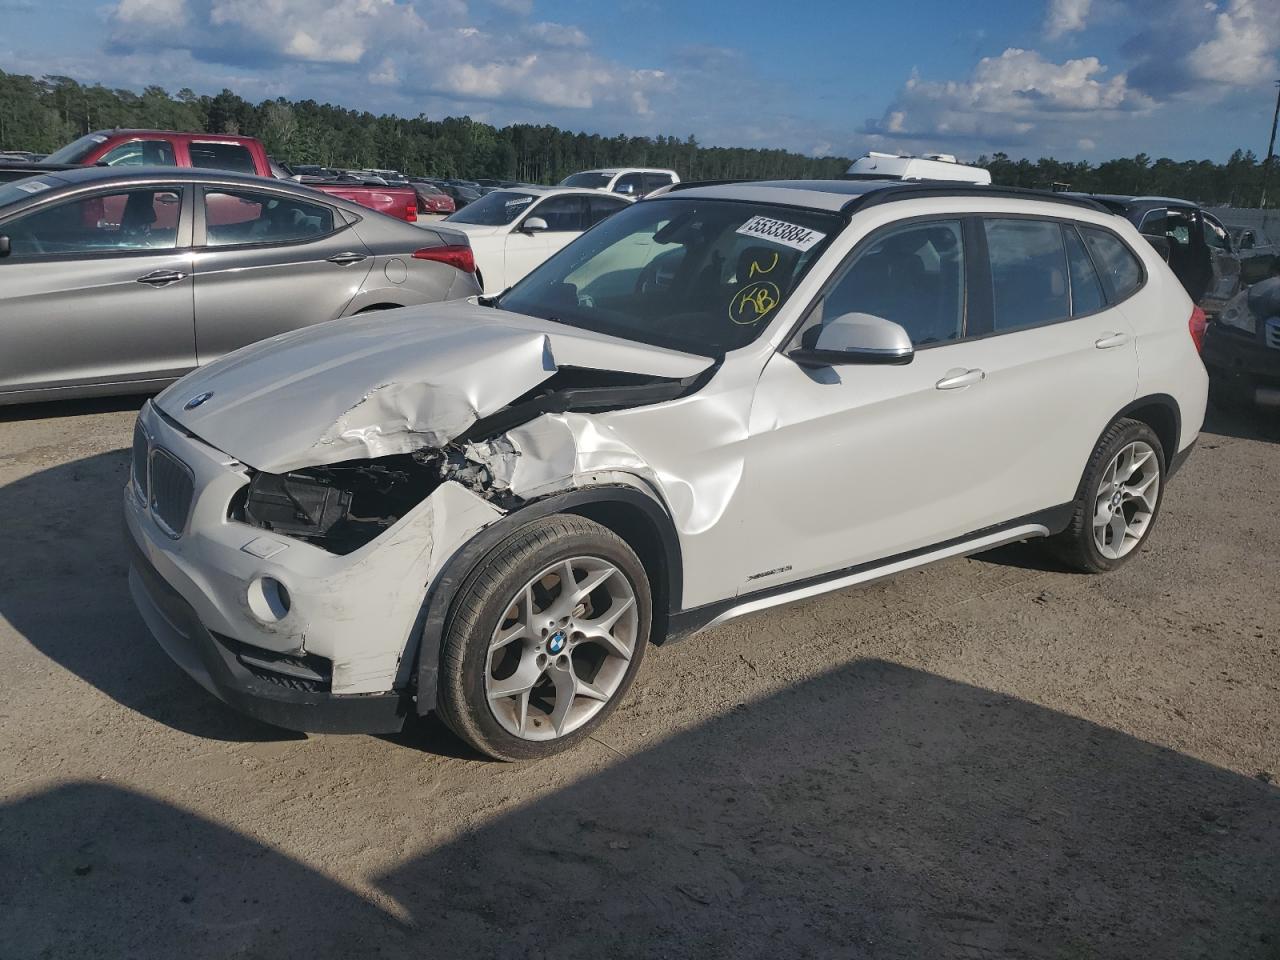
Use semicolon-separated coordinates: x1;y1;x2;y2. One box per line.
1095;332;1130;349
327;252;368;266
135;270;187;287
935;368;986;391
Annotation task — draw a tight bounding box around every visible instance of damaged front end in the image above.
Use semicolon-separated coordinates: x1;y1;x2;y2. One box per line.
231;365;712;556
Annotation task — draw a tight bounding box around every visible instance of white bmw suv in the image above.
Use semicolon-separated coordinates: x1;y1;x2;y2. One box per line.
125;180;1208;760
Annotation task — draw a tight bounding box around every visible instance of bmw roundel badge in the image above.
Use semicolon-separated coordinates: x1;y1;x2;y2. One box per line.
548;630;567;655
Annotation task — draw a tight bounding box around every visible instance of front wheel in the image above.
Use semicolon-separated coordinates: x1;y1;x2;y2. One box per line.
436;515;651;760
1049;418;1165;574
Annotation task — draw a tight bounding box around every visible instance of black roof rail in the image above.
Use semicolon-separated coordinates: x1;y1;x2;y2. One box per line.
846;182;1111;214
665;178;758;192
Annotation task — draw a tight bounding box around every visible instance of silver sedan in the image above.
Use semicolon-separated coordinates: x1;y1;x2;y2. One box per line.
0;166;480;404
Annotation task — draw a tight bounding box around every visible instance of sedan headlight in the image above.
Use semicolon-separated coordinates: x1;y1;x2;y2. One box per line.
1217;292;1256;334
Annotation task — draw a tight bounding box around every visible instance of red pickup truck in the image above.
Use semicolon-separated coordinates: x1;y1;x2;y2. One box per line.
41;130;420;222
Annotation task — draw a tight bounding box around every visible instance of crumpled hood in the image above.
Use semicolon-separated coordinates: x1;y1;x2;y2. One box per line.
155;301;712;474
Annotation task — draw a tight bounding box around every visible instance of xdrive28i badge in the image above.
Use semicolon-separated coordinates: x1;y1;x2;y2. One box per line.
184;391;214;410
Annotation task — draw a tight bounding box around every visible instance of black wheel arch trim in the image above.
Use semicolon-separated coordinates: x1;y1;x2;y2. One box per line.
1103;393;1183;470
412;484;683;714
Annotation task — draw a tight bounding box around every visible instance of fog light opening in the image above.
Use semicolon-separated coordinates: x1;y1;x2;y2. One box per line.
247;576;292;623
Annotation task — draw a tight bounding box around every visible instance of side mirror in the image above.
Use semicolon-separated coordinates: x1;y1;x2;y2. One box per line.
0;235;10;259
1143;234;1172;263
1240;232;1255;250
787;312;914;367
521;216;549;234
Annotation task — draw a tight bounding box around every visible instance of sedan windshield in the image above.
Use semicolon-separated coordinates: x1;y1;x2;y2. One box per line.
498;198;843;357
45;133;109;165
560;172;613;189
445;190;537;225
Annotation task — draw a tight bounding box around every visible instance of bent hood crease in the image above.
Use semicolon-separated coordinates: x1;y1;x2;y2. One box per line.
155;302;713;474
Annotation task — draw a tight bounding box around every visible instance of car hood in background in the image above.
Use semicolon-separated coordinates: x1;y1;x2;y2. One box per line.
154;302;712;474
437;222;508;239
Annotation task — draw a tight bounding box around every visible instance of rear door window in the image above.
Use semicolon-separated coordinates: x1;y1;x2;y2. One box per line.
1080;227;1144;302
189;142;258;174
641;173;674;195
983;218;1070;332
2;188;182;256
203;189;335;246
585;195;629;227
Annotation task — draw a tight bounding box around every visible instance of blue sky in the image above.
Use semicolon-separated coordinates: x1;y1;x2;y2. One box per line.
1;0;1277;162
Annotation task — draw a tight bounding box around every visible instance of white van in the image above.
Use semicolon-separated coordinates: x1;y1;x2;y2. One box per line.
845;152;992;185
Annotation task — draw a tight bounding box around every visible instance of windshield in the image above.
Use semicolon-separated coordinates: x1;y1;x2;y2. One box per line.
45;133;110;165
498;198;843;356
445;190;538;225
560;172;613;189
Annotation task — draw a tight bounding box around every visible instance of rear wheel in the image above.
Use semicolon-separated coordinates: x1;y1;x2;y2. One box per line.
1049;418;1165;574
437;515;651;760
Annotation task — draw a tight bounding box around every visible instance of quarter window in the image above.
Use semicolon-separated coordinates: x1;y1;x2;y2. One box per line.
1080;227;1143;302
984;218;1070;332
2;188;181;256
819;220;966;347
1063;224;1106;316
203;190;335;246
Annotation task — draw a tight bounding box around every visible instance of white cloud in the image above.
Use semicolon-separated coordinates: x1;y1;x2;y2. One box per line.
113;0;187;27
522;21;589;48
1045;0;1092;39
866;48;1151;155
1189;0;1280;86
1077;137;1096;149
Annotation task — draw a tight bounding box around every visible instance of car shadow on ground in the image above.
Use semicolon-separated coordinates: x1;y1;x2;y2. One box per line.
1203;398;1280;444
0;450;300;742
3;659;1277;960
0;393;151;423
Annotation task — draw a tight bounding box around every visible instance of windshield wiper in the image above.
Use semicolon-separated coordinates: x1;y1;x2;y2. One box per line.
477;286;512;308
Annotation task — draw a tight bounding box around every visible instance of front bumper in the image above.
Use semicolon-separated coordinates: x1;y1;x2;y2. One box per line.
124;401;506;730
127;526;408;734
1202;324;1280;407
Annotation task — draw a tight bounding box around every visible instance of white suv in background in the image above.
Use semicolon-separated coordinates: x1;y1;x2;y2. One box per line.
125;179;1208;760
442;186;632;295
560;167;680;198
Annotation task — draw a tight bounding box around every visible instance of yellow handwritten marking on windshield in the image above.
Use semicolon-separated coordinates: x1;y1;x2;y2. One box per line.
748;251;780;278
730;281;781;325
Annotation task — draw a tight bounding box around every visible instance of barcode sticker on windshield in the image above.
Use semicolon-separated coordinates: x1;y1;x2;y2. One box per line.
736;216;826;252
505;196;534;208
15;180;53;194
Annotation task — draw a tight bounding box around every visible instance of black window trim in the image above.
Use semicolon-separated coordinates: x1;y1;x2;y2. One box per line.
0;183;194;264
194;185;347;251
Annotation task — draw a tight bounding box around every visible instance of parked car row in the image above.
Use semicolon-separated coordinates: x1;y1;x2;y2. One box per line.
0;166;479;403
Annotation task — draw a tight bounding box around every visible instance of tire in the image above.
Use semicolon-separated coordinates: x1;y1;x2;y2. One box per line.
436;515;651;761
1049;418;1166;574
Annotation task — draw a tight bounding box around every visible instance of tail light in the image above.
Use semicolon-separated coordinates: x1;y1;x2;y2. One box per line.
414;244;475;274
1188;305;1207;353
404;201;418;222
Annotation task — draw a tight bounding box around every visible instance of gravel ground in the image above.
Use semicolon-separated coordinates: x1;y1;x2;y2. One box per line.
1;396;1277;960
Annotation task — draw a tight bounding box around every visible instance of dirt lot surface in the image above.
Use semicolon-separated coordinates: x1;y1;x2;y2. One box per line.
1;397;1278;959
